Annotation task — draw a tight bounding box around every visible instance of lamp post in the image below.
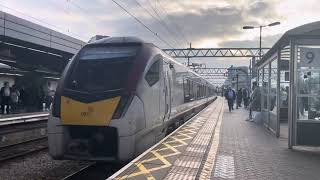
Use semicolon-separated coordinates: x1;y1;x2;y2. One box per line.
243;22;280;60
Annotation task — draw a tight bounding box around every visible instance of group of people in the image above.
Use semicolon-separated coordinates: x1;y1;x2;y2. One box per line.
224;86;251;112
0;81;54;115
224;82;261;121
0;82;24;114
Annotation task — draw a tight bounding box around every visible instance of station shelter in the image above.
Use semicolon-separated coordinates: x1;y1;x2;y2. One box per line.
256;21;320;148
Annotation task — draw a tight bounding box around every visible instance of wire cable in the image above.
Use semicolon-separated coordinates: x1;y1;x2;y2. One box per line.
144;0;187;47
132;0;182;48
156;0;189;47
111;0;174;48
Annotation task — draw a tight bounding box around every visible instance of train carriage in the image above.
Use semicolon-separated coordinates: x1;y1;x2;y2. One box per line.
48;37;216;162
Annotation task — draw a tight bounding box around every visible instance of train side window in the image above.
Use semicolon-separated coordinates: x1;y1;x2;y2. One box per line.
145;60;160;86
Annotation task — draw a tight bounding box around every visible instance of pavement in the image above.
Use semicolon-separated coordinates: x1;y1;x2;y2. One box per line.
213;101;320;180
110;97;320;179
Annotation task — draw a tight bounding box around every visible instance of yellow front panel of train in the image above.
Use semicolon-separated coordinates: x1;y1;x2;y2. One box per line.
60;96;121;126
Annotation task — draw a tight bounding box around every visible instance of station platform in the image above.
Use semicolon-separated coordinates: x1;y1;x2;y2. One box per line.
109;97;320;180
0;111;48;119
0;112;49;126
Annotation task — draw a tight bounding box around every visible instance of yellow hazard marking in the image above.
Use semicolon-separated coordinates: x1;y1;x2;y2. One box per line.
115;100;221;180
60;96;120;126
115;124;202;179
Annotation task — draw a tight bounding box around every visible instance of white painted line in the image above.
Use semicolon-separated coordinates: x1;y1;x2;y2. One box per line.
214;155;235;179
107;100;218;180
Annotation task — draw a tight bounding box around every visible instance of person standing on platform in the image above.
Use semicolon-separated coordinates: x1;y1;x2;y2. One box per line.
224;87;236;112
237;88;243;107
248;82;261;121
41;81;52;111
10;84;20;113
243;88;250;109
0;82;11;114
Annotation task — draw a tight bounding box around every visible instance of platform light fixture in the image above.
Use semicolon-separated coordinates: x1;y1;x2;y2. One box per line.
242;21;281;60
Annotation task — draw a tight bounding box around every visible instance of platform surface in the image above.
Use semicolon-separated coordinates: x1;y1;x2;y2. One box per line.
109;98;224;180
0;111;48;119
109;97;320;180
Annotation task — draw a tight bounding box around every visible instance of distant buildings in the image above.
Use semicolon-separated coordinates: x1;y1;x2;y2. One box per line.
224;65;249;90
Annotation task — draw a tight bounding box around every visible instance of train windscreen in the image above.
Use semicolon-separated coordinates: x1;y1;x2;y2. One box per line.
66;45;139;93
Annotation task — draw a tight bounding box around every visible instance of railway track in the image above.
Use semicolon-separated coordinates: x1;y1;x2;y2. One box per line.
0;137;48;162
62;162;123;180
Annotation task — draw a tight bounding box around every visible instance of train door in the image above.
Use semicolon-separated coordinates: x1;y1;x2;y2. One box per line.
164;62;172;120
157;59;171;141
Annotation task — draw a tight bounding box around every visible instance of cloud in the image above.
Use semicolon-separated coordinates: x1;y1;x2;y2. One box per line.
248;0;271;16
1;0;283;49
218;34;282;48
150;0;281;47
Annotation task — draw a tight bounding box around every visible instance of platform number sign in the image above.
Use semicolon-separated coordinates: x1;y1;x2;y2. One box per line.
300;47;320;67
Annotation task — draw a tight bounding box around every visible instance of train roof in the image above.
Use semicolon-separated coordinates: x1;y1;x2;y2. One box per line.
89;36;145;45
88;36;215;87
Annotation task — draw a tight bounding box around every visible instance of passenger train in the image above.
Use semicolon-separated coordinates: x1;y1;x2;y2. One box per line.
48;37;216;162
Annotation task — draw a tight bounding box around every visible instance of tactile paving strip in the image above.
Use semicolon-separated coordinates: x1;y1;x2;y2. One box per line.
164;99;224;180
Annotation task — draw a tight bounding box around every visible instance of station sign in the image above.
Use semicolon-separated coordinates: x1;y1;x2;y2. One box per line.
300;47;320;67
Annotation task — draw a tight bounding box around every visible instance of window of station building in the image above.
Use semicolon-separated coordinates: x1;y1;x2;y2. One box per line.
262;65;270;110
296;45;320;121
145;60;160;87
270;59;278;113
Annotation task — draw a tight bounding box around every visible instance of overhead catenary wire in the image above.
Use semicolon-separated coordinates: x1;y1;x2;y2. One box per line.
156;0;189;47
151;0;189;46
66;0;179;48
132;0;182;48
111;0;175;48
144;0;187;48
65;0;101;36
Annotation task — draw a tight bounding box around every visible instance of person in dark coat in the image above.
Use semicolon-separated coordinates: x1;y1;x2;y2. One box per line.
224;87;236;112
243;88;250;108
10;84;20;113
237;88;243;107
248;82;261;121
0;82;11;114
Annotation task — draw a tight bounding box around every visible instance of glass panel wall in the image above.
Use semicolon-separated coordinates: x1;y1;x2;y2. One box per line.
294;42;320;146
262;64;270;126
258;69;263;87
269;58;278;132
296;45;320;121
279;47;290;139
279;58;289;122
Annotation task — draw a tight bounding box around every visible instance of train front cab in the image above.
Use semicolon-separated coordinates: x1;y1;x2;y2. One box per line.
48;42;150;162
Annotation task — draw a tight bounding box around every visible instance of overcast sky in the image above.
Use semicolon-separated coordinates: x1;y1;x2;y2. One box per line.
1;0;319;69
